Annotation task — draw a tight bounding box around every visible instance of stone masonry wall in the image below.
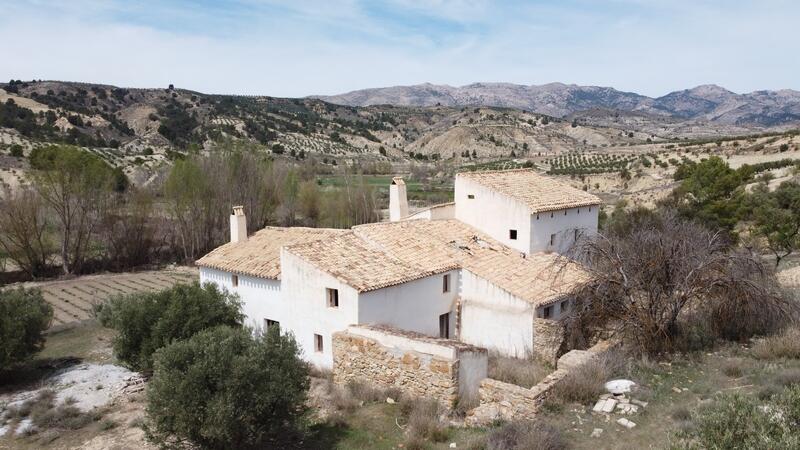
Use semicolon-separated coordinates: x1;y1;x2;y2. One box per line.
468;340;610;425
332;325;487;409
533;317;565;364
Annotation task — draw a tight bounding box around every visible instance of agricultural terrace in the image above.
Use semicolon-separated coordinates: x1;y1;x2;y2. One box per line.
17;269;197;327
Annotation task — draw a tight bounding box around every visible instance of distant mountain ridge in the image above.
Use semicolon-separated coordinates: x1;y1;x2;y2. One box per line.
314;82;800;127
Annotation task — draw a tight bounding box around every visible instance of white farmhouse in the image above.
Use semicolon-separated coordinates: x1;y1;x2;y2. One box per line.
197;169;600;368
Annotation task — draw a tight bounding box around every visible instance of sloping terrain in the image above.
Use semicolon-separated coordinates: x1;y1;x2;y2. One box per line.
315;82;800;128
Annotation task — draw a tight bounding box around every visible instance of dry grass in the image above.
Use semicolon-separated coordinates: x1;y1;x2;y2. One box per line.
400;397;449;445
720;358;744;378
488;354;552;388
751;326;800;360
550;352;624;404
485;421;566;450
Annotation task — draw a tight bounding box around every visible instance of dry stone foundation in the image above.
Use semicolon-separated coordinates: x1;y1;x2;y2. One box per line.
533;318;566;364
332;325;487;408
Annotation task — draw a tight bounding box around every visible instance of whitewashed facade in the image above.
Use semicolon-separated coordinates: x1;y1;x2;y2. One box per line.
197;169;600;368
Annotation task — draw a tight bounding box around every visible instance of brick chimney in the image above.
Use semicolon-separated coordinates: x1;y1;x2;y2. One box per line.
389;177;408;222
230;206;247;243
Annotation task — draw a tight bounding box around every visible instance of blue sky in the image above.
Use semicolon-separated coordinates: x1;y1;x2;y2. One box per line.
1;1;797;97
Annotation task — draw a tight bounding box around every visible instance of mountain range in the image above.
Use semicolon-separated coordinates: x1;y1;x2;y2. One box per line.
314;83;800;128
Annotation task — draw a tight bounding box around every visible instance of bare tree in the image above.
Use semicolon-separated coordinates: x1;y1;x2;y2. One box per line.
560;210;793;356
0;187;54;277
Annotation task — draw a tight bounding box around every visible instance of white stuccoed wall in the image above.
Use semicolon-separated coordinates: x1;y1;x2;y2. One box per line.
280;249;361;369
455;176;532;254
199;267;282;330
358;270;459;337
459;270;535;357
529;206;598;254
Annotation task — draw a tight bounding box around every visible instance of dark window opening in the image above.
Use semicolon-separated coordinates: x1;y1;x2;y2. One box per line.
327;288;339;308
265;319;280;332
509;229;518;240
467;194;475;199
442;274;450;293
232;274;238;287
439;313;450;339
314;334;324;352
550;234;556;246
542;306;553;319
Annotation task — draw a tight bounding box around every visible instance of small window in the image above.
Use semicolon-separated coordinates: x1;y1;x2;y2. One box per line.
467;194;475;199
564;210;568;216
574;229;579;242
550;233;556;246
542;306;553;319
314;334;324;353
265;319;280;332
231;274;238;287
509;229;518;240
439;313;450;339
442;274;450;293
326;288;339;308
560;301;568;313
536;214;540;220
550;212;554;218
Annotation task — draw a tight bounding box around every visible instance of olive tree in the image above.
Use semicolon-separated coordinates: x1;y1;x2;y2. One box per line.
145;326;310;449
0;288;53;369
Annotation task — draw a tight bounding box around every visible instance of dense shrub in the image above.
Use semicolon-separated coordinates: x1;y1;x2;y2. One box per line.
145;325;310;449
0;288;53;370
677;387;800;449
99;282;243;371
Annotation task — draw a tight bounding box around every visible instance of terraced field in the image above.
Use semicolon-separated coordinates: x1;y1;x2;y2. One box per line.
24;268;197;327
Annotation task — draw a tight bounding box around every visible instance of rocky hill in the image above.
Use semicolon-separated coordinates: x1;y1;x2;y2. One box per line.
315;82;800;128
0;80;662;166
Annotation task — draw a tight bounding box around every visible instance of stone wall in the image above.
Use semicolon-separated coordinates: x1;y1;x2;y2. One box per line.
468;341;610;425
533;317;565;364
332;325;487;408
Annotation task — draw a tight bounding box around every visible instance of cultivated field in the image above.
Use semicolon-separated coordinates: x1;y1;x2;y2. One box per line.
17;268;198;328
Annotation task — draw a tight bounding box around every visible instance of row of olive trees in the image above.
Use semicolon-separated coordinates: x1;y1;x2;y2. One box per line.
0;145;380;278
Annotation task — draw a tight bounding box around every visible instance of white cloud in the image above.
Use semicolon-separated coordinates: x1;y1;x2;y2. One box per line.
0;0;797;97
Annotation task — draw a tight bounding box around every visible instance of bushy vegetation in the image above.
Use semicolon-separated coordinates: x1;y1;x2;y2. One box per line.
98;282;243;371
488;354;552;388
145;325;310;449
675;386;800;449
0;288;53;369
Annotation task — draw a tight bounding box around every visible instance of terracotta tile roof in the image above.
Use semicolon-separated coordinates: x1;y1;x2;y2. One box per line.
197;219;587;304
353;220;588;306
457;169;601;213
284;233;457;293
196;227;347;279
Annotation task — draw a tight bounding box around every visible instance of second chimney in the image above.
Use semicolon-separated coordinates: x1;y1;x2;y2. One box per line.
389;177;408;222
230;206;247;243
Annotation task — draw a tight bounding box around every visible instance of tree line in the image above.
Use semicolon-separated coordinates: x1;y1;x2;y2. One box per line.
0;145;380;279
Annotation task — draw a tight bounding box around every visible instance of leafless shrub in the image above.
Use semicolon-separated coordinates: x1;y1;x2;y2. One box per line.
720;359;744;378
559;210;795;356
488;354;551;388
401;397;449;444
0;187;54;278
346;380;386;403
752;326;800;360
776;368;800;387
486;421;566;450
550;352;624;404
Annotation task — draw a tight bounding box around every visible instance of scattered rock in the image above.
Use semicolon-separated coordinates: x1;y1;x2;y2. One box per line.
591;428;604;437
15;418;34;436
605;379;636;394
386;397;395;404
617;418;636;429
672;387;683;393
449;443;457;448
631;399;648;408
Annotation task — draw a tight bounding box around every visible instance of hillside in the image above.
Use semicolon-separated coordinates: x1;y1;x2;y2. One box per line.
315;82;800;128
0;80;659;167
